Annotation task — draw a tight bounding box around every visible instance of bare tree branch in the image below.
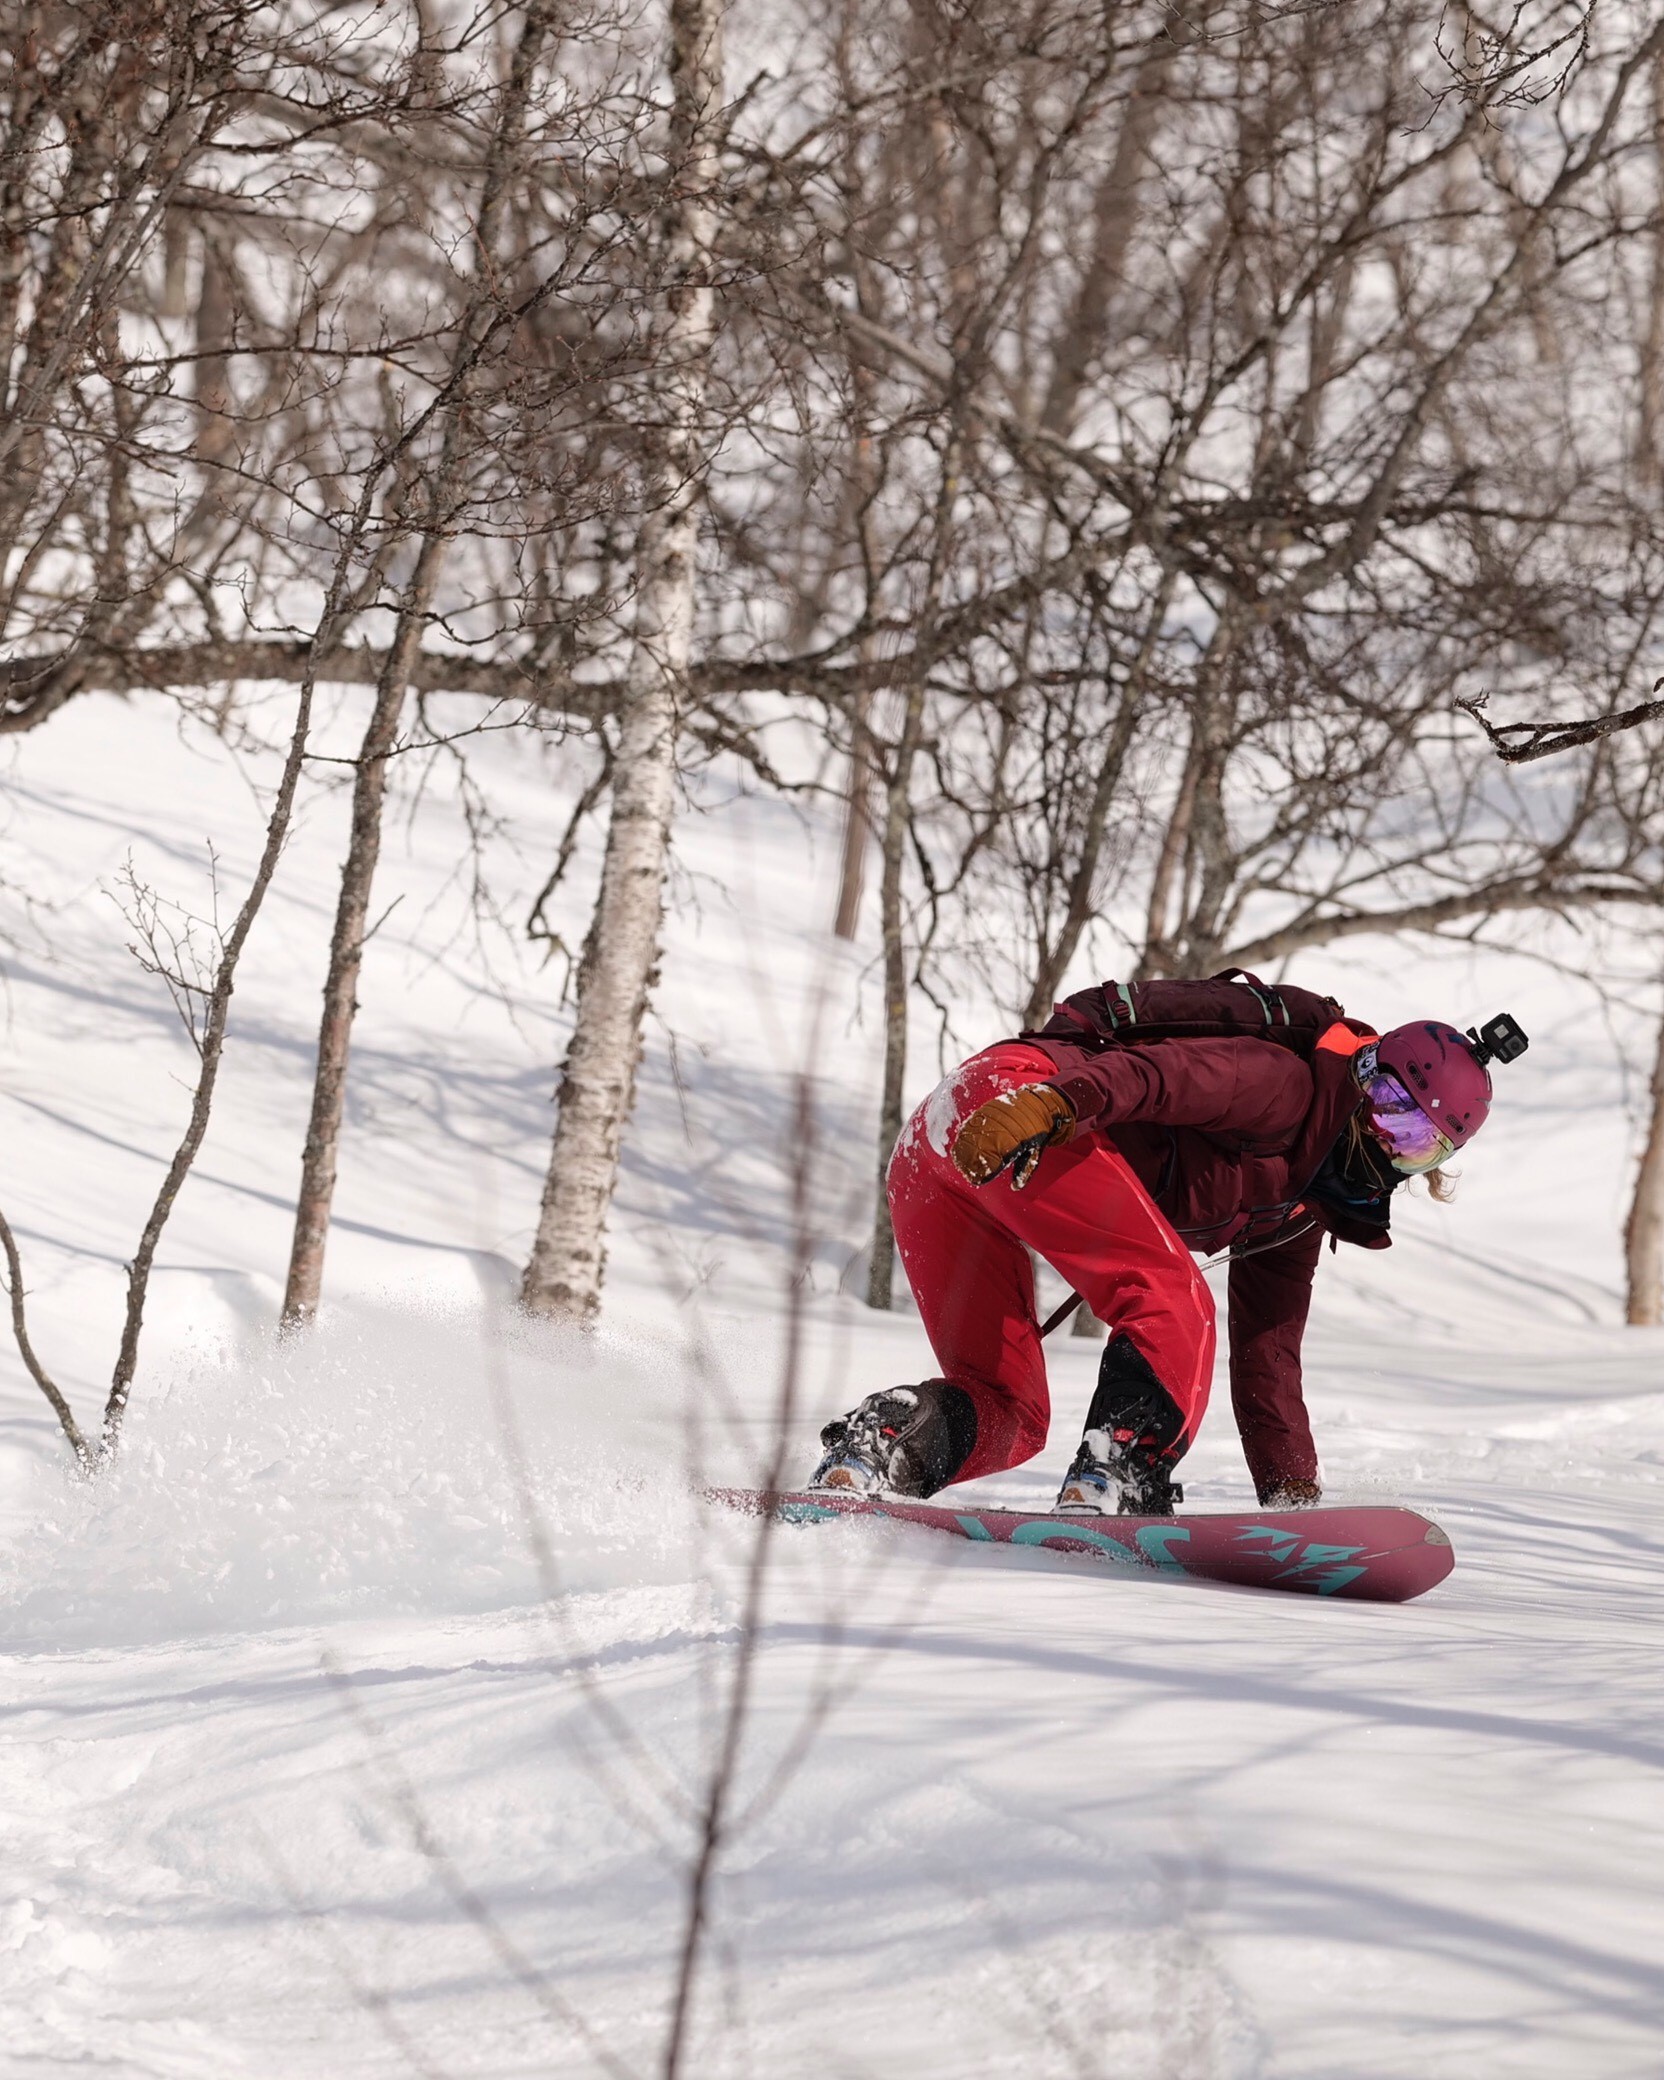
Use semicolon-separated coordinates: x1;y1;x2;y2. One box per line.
1457;687;1664;764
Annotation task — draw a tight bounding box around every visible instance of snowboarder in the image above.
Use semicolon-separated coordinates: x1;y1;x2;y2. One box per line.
811;973;1527;1515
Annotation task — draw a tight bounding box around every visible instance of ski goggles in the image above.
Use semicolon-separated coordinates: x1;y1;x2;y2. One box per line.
1356;1049;1456;1176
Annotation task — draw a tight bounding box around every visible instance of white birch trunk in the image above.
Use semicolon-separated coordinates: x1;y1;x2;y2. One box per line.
1626;995;1664;1325
864;683;923;1310
520;0;723;1321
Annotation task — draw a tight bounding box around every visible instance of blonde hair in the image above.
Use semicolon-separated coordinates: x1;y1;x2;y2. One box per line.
1344;1110;1457;1201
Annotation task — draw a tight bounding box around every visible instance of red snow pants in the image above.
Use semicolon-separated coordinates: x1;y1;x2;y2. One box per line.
887;1043;1216;1485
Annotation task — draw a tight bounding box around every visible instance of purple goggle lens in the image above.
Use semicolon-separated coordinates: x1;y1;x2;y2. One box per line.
1358;1063;1456;1176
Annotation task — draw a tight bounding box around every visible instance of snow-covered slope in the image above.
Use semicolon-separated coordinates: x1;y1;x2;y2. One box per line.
1;695;1660;2077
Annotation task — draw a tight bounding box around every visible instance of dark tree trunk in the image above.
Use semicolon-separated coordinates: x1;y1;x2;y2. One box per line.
280;552;444;1325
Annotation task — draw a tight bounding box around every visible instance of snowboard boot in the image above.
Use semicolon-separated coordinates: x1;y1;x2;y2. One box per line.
808;1380;978;1498
1259;1477;1322;1509
1054;1333;1187;1517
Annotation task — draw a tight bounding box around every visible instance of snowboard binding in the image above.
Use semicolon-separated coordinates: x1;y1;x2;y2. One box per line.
808;1380;978;1498
1054;1333;1187;1517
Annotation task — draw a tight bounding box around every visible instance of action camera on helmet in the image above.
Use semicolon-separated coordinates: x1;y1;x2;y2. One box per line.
1466;1014;1529;1069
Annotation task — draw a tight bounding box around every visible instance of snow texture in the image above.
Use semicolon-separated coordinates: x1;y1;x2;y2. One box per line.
0;694;1661;2077
921;1065;973;1158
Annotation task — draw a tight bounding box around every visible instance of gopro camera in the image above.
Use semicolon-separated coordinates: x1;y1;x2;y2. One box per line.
1467;1013;1529;1068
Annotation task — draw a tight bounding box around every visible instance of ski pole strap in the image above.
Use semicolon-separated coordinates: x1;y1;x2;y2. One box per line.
1039;1292;1085;1338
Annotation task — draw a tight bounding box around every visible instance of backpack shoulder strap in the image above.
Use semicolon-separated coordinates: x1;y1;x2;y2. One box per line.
1211;968;1293;1029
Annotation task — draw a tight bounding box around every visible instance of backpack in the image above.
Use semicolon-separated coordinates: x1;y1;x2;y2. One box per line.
1023;969;1348;1059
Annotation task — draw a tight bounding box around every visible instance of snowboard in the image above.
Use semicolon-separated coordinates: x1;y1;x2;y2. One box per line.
714;1488;1455;1602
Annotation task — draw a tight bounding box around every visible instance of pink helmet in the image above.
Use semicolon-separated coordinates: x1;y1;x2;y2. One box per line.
1376;1018;1512;1150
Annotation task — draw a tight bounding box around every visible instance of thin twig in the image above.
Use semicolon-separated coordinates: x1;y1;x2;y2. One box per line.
253;1820;456;2080
0;1205;90;1465
320;1651;637;2080
660;1058;819;2080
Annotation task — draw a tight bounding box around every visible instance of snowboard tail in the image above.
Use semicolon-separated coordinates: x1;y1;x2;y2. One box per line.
714;1489;1454;1602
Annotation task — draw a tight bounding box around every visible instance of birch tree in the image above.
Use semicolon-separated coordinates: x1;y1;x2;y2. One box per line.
1625;983;1664;1322
520;0;726;1321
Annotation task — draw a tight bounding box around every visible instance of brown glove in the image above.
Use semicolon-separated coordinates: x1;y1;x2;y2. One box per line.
952;1084;1076;1190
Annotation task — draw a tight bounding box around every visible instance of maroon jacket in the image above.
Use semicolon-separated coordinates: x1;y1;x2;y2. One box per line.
1025;980;1386;1490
